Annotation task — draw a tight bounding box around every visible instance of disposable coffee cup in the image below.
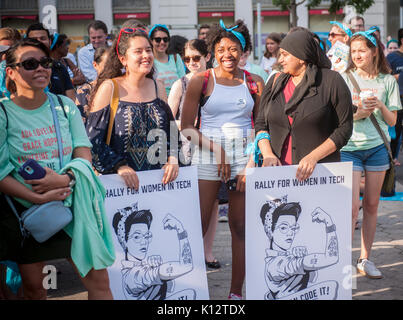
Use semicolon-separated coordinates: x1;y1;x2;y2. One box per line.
359;91;374;109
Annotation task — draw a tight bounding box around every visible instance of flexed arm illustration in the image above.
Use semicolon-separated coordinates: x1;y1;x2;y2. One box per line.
158;213;194;280
302;207;339;270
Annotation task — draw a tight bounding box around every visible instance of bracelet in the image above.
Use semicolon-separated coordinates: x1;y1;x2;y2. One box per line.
177;230;188;240
64;171;76;188
253;132;271;164
326;224;336;233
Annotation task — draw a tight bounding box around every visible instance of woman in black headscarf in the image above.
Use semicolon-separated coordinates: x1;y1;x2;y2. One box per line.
254;30;353;180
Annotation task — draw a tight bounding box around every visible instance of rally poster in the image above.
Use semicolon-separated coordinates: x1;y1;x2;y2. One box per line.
245;162;352;300
99;166;209;300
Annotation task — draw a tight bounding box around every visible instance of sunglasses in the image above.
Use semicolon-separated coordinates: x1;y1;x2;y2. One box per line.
9;57;53;71
116;27;148;58
328;32;345;38
183;55;202;63
152;37;169;43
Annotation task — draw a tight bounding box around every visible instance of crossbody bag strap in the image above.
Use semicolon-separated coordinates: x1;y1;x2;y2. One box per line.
56;94;67;118
47;93;64;168
369;114;394;162
347;71;361;95
347;72;394;162
106;78;119;146
4;195;29;242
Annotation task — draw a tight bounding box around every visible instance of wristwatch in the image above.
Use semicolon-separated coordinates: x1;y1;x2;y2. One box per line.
65;171;76;188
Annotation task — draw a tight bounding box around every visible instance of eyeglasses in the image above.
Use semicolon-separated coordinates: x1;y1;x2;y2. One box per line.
328;32;345;39
275;222;300;234
152;37;169;43
116;27;148;58
183;55;202;63
128;231;152;243
8;57;53;71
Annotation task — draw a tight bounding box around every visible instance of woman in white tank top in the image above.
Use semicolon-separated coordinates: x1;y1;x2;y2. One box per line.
180;20;264;299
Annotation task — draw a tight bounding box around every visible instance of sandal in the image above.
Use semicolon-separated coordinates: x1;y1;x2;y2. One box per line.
205;259;221;269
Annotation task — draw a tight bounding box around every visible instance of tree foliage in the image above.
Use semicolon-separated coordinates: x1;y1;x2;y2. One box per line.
271;0;374;27
272;0;374;15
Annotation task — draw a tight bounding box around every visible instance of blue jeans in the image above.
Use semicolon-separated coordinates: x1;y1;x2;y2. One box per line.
341;144;390;172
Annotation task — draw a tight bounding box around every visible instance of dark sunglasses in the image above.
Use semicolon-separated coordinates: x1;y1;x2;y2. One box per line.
116;27;148;58
183;55;202;63
152;37;169;43
328;32;345;38
8;57;53;70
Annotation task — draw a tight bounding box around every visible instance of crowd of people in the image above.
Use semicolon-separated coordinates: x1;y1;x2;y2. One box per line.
0;14;402;300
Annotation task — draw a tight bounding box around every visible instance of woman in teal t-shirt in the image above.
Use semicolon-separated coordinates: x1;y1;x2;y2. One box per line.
0;38;112;299
341;31;402;280
149;24;186;96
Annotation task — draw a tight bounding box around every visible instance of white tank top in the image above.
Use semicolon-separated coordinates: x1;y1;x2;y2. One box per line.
200;69;254;138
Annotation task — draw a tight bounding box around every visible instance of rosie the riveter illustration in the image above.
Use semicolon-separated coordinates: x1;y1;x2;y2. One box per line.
259;196;339;300
112;203;195;300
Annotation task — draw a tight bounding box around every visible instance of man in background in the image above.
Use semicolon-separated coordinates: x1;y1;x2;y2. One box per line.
78;20;108;82
349;16;365;33
198;24;210;41
387;28;403;166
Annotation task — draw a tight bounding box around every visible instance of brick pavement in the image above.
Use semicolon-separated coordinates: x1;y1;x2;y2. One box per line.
48;152;403;300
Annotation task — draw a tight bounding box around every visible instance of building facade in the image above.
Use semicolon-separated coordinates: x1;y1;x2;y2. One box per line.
1;0;401;57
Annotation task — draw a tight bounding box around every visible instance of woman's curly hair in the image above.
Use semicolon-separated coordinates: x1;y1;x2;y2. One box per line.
205;19;252;54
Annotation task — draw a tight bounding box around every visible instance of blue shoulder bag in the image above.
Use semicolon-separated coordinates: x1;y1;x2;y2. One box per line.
5;94;73;243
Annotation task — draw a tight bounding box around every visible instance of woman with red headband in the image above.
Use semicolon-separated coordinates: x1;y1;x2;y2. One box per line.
87;27;179;189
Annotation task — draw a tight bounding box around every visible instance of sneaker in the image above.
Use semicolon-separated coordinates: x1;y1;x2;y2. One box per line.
357;259;383;279
218;203;228;222
228;293;242;300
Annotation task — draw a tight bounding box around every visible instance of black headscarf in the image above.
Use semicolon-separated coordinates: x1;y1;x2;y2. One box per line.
280;30;331;69
261;30;331;115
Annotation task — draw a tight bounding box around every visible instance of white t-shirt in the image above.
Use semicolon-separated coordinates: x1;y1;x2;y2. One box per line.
260;56;277;74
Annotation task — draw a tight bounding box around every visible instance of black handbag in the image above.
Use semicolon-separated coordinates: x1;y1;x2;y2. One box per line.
347;72;395;197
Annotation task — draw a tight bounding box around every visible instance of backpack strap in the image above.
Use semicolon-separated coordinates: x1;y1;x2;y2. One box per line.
56;94;67;118
243;69;258;97
106;78;120;146
201;69;210;96
0;102;7;130
196;69;211;130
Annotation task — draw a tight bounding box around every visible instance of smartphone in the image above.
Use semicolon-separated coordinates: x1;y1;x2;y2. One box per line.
226;178;238;191
18;159;46;180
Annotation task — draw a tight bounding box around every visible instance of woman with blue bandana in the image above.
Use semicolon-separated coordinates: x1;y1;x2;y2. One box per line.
149;24;186;96
327;21;352;73
181;19;265;300
328;21;352;47
341;30;402;279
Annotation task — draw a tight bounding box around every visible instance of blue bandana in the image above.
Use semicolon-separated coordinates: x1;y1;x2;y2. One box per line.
219;19;246;51
0;61;10;98
148;24;169;38
329;21;352;38
369;26;380;33
50;33;59;50
353;29;377;47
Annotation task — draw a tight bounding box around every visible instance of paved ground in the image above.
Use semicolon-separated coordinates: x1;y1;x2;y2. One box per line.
47;151;403;300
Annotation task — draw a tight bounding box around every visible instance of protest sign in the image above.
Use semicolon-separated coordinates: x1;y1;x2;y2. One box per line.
99;166;209;300
327;41;350;73
245;162;352;300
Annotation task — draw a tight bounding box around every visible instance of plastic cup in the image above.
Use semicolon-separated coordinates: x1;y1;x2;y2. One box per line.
359;91;374;109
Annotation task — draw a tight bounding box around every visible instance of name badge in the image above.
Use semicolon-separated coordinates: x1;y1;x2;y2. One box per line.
236;98;247;108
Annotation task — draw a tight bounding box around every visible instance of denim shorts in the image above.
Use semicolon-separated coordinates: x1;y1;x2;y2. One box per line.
191;136;249;181
341;143;390;172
